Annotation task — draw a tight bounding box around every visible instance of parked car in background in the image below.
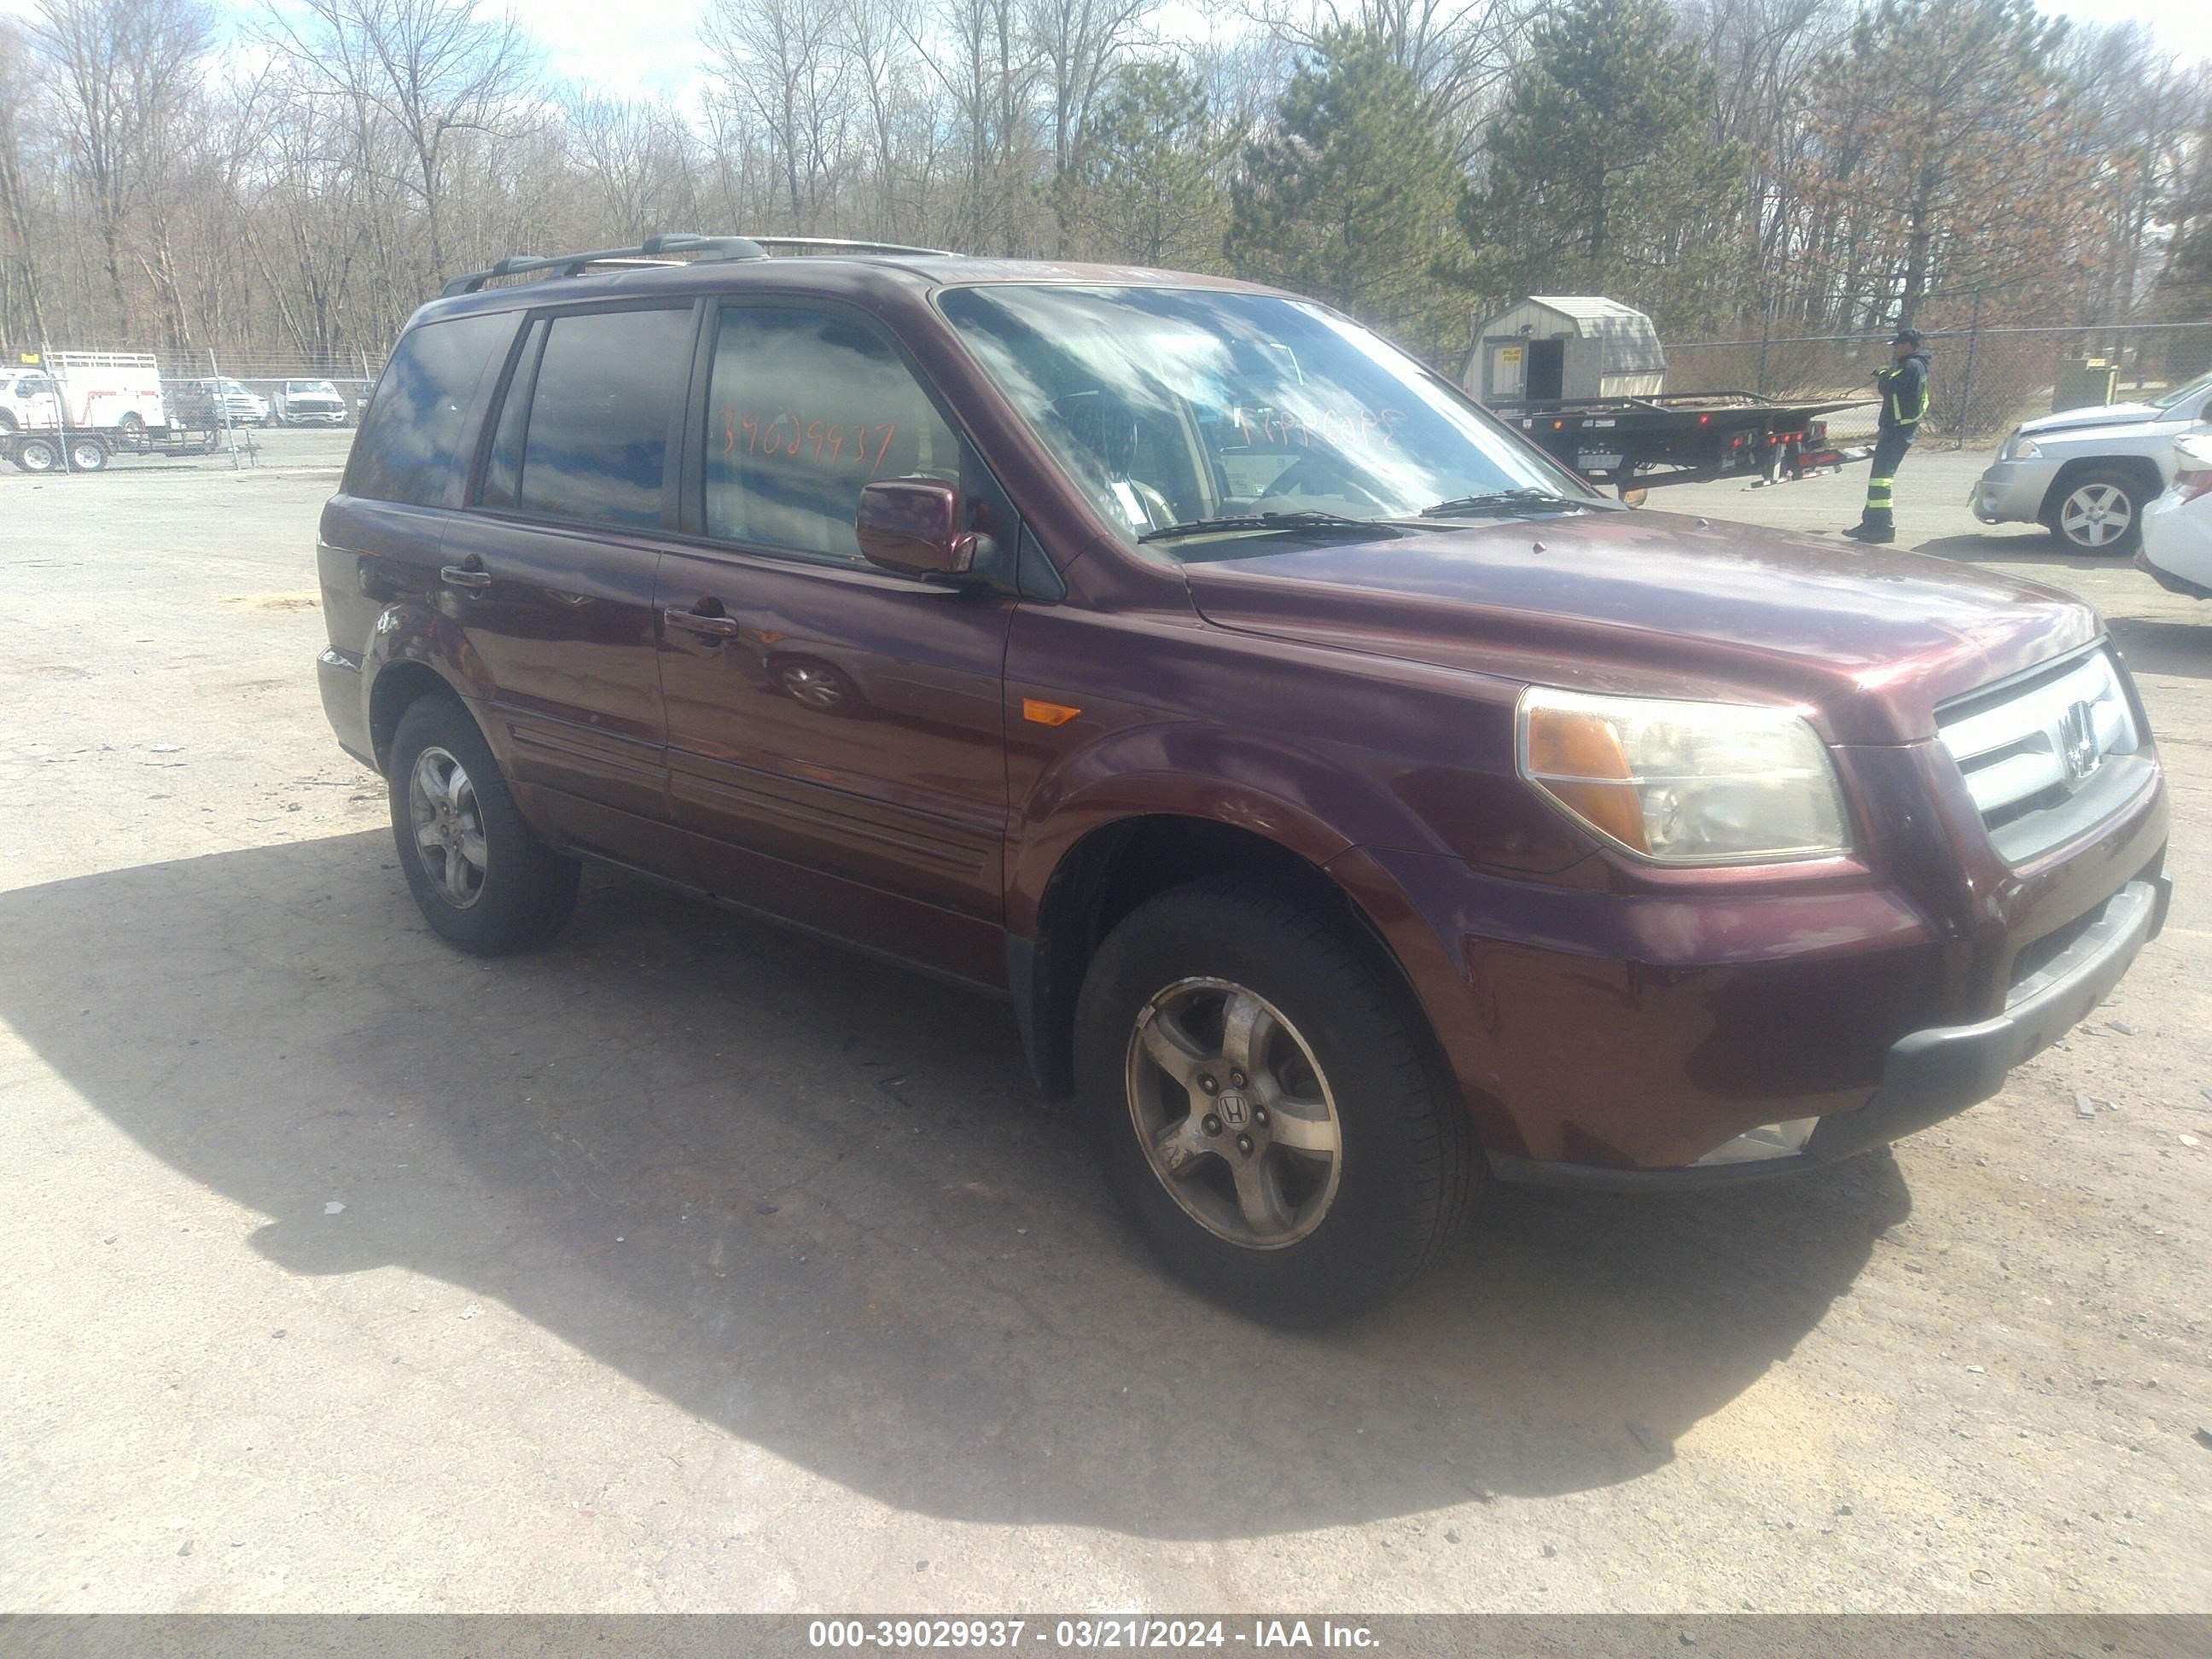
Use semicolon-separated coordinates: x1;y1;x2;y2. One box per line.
316;238;2169;1324
193;377;271;426
1974;369;2212;554
276;379;349;425
2137;434;2212;601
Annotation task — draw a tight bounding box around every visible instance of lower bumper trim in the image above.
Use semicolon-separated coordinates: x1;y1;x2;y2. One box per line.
1493;873;2168;1192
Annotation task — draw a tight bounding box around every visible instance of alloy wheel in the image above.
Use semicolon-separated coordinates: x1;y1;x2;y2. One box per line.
408;746;489;908
1124;977;1343;1249
2059;483;2132;548
779;662;847;710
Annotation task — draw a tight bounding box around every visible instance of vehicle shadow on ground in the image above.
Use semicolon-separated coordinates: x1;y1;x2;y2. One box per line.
0;834;1909;1538
2106;616;2212;681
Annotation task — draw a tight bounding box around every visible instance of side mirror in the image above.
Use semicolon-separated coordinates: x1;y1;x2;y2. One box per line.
856;477;981;579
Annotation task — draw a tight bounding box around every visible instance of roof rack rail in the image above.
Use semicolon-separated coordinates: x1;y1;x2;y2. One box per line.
744;236;959;258
440;233;765;298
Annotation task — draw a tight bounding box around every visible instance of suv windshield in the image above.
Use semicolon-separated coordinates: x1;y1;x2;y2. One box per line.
2151;370;2212;413
938;284;1594;554
289;381;335;394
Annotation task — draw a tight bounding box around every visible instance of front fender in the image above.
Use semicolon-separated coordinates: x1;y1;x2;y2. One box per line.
1007;722;1447;935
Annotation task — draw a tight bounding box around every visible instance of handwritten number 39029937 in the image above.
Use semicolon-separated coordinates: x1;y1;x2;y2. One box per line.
725;407;900;474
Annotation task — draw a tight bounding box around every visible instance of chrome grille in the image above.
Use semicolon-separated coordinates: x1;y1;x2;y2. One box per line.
1938;649;2143;859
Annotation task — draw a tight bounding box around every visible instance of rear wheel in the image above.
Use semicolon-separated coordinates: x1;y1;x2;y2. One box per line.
2049;468;2145;554
1075;878;1481;1326
67;436;108;472
387;695;579;954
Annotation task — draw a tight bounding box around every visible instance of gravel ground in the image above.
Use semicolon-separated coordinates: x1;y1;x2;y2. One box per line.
0;439;2206;1615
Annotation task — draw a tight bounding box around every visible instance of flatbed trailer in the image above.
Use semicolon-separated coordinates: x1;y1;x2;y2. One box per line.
1492;391;1876;499
5;416;227;473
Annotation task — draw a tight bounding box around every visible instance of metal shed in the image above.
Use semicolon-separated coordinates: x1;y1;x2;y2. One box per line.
1462;296;1667;405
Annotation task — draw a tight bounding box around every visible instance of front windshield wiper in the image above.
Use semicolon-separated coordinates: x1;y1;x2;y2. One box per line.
1419;488;1606;519
1137;510;1378;544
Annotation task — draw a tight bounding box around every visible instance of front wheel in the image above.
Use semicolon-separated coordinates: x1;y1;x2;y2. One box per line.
14;436;59;473
2050;469;2144;554
387;695;579;954
1075;879;1481;1326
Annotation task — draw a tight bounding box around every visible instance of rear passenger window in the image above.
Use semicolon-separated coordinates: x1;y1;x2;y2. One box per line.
346;311;515;507
705;307;958;563
507;306;692;529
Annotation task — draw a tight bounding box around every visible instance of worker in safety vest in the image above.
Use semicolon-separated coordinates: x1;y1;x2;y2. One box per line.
1842;327;1930;544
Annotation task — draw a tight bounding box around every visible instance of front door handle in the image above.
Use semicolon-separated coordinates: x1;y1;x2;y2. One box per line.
440;565;492;590
664;605;742;639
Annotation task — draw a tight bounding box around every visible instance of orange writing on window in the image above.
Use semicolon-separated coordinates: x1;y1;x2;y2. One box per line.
720;405;902;475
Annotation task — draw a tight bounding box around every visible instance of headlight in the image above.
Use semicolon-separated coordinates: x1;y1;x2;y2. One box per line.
1517;688;1852;864
2002;432;2042;461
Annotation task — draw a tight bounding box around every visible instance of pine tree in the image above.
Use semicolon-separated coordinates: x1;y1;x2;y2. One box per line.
1225;28;1465;363
1459;0;1744;332
1058;60;1227;272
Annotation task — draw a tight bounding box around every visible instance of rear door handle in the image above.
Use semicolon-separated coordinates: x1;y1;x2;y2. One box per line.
664;606;742;639
440;566;492;589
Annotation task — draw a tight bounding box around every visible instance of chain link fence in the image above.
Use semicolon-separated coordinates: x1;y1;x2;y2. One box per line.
2;344;389;414
1664;319;2212;448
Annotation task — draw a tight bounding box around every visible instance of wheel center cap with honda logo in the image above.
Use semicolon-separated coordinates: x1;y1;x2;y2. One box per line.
1217;1093;1249;1127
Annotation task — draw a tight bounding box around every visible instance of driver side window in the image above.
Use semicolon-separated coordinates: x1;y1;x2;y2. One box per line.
705;306;958;566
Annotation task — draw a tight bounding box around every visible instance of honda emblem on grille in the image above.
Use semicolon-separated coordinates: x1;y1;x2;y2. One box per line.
2059;700;2103;789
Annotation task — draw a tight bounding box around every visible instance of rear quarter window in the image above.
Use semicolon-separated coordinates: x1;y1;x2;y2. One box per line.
346;311;518;507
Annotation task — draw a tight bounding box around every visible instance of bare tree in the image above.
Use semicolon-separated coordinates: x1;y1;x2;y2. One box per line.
703;0;852;234
259;0;535;285
29;0;212;334
0;21;53;344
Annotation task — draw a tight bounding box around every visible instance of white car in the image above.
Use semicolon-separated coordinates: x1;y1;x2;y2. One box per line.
2137;434;2212;601
275;379;349;425
1973;369;2212;554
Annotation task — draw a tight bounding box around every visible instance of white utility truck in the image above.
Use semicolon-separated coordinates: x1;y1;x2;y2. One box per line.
1;352;214;472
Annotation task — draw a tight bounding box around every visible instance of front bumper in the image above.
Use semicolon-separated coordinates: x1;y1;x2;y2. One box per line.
1492;874;2168;1190
1972;457;2061;525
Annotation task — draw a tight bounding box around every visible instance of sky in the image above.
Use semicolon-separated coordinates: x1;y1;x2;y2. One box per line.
512;0;2204;100
0;0;2201;102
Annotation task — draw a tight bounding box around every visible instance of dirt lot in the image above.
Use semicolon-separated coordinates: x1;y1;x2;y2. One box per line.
1;444;2207;1614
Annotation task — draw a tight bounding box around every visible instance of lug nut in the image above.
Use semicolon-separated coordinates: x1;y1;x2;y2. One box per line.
1228;1069;1248;1089
1236;1134;1254;1155
1198;1074;1219;1095
1202;1115;1222;1137
1253;1106;1270;1126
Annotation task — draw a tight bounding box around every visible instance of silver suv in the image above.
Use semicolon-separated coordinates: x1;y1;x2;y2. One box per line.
1973;370;2212;553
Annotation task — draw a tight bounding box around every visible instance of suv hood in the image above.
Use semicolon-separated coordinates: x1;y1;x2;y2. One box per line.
2017;402;2173;439
1181;510;2097;744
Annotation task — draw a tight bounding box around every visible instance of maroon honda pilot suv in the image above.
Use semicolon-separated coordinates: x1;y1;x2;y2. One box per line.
317;236;2169;1324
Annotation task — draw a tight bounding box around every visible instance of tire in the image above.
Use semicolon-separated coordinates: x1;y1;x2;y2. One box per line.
119;411;144;435
67;437;108;472
387;694;579;954
1074;877;1481;1326
15;436;59;473
2048;468;2145;554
